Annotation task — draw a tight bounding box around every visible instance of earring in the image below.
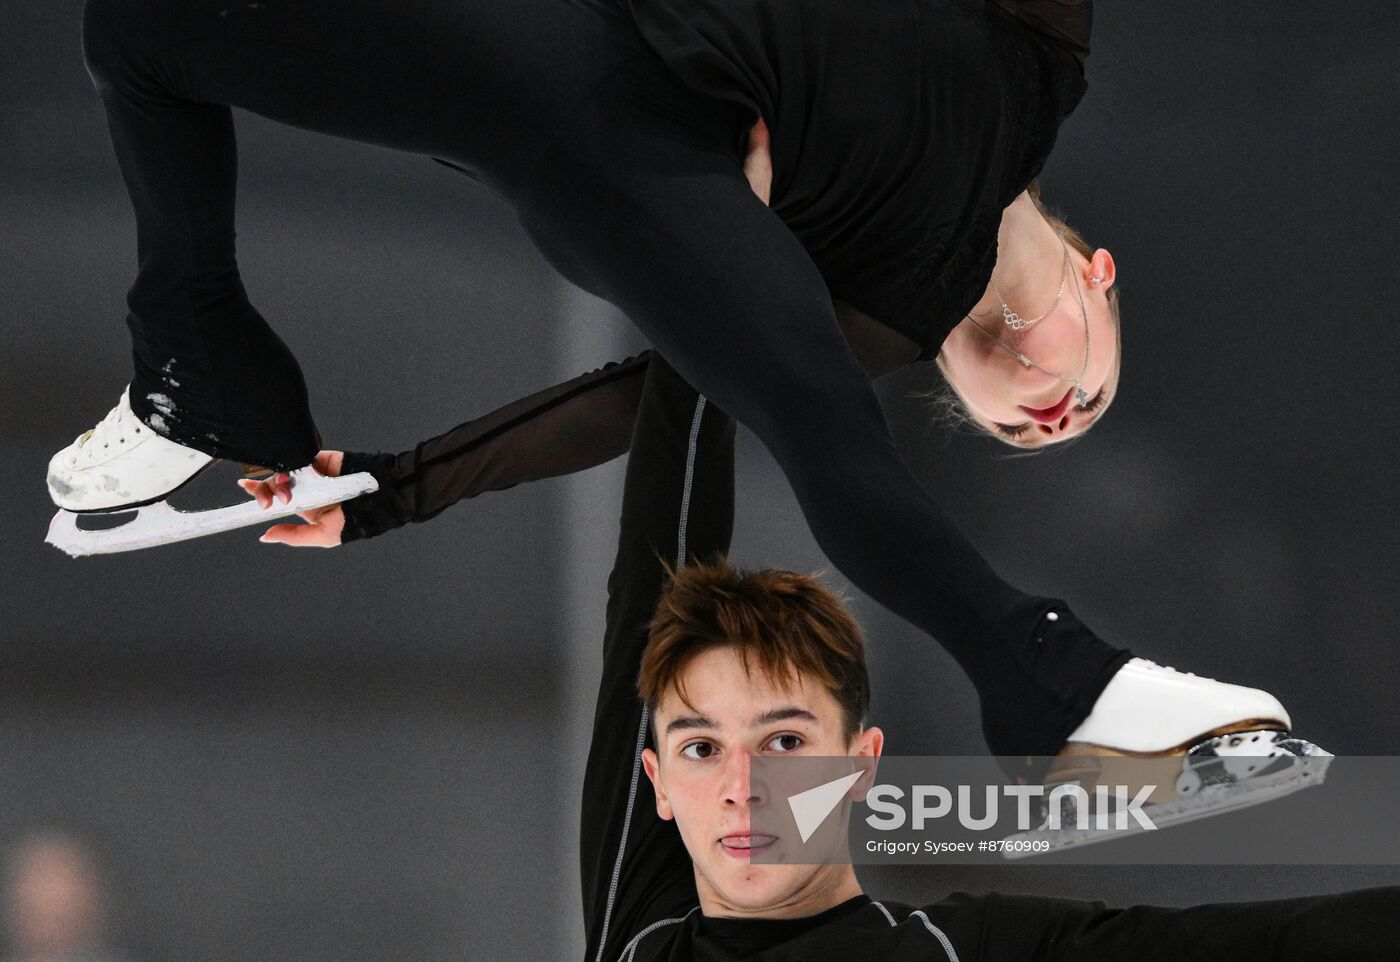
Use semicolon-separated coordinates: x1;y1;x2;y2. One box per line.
1089;276;1101;286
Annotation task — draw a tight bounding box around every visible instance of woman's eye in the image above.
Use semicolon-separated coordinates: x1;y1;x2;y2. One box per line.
680;741;715;761
995;421;1029;439
766;733;803;753
1082;390;1110;414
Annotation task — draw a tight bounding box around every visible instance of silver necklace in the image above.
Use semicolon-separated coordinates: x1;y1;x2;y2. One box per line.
965;235;1092;408
993;244;1068;330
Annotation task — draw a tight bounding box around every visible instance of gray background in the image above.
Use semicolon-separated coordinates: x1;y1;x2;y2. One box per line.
3;3;1398;960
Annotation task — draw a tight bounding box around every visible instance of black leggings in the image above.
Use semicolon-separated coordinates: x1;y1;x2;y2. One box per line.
81;0;1130;758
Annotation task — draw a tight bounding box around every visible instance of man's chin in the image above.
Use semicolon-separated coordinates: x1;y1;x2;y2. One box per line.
703;859;817;913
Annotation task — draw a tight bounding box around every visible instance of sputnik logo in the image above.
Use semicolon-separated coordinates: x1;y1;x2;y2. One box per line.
787;772;863;843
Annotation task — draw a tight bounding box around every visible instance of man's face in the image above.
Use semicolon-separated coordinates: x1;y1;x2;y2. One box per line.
641;646;882;917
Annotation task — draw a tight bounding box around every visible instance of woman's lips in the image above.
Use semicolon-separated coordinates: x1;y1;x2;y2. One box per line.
1020;387;1073;423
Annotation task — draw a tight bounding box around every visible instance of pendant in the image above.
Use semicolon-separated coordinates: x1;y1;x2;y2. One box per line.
1074;385;1089;407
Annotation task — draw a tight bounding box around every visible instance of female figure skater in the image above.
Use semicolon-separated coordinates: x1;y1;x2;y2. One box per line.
49;0;1314;781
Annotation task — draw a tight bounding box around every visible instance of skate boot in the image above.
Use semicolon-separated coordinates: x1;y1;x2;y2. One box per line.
44;387;378;556
47;386;215;512
1003;658;1331;858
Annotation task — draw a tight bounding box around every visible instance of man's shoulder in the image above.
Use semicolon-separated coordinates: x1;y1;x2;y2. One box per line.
863;895;988;959
866;889;1094;959
612;904;700;962
618;891;1102;962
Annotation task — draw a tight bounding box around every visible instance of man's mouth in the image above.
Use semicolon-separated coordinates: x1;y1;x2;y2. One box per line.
719;834;777;858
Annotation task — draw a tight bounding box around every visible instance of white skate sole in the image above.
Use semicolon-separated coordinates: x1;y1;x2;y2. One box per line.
45;467;378;557
1001;731;1332;859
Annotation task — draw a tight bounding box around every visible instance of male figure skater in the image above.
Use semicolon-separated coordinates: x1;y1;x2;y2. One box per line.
583;353;1397;961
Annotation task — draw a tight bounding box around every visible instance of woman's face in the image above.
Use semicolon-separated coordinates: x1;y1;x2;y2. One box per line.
939;247;1119;447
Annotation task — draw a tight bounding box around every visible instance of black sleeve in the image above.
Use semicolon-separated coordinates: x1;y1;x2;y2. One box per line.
579;356;735;962
923;887;1400;961
337;353;652;542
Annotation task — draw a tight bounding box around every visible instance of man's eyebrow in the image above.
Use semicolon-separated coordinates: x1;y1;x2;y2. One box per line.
665;714;717;735
663;706;819;735
752;706;819;727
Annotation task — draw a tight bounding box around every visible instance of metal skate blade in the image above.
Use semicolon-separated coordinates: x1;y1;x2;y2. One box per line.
44;467;378;557
1000;746;1332;860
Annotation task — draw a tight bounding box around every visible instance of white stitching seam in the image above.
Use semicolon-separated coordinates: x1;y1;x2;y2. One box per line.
592;706;651;962
911;910;961;962
871;902;960;962
675;396;707;566
622;908;700;962
592;394;709;962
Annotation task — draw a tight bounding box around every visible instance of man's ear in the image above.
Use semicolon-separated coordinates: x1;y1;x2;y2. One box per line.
641;747;674;821
850;726;885;801
857;725;885;760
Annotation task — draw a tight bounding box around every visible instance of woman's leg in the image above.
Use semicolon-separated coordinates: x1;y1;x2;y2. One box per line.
77;0;629;469
82;0;304;467
512;83;1131;759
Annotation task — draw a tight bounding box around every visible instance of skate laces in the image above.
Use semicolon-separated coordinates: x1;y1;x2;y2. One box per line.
1136;658;1200;680
70;389;146;465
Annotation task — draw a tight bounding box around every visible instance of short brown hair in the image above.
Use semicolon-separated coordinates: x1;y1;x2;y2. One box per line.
640;558;871;740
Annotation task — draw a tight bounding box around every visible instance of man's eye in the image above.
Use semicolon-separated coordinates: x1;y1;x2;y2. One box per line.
680;741;715;761
766;733;803;753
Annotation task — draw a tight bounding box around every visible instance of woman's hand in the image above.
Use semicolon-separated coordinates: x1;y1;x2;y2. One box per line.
743;116;772;206
238;450;347;548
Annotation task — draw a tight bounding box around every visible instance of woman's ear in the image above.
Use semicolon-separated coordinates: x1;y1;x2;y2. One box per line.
1087;248;1117;292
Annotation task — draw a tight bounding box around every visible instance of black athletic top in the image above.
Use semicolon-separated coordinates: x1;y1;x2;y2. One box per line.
615;890;1400;961
627;0;1092;354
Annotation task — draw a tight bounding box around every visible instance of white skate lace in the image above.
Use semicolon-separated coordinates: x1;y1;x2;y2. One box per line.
67;389;146;466
1138;658;1201;680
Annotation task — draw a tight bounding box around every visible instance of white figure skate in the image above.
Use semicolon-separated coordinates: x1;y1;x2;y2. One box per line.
45;387;377;556
1002;658;1331;858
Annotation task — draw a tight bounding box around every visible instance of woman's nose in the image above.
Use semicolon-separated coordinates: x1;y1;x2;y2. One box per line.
1037;412;1072;436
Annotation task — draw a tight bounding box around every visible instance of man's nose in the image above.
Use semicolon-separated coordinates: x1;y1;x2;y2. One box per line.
722;751;763;806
